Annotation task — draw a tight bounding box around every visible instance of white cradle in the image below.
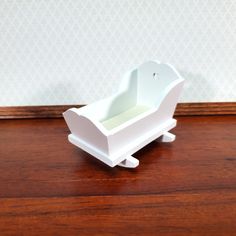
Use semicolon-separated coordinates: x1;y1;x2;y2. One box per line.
63;61;184;168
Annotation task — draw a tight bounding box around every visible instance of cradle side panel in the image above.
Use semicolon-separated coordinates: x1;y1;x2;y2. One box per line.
108;117;177;167
63;109;109;155
107;113;175;158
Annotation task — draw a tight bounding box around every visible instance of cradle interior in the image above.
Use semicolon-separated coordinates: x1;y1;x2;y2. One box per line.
101;105;151;130
77;61;181;132
98;62;179;131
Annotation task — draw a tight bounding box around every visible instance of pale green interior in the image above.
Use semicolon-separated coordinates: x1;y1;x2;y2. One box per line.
101;105;151;130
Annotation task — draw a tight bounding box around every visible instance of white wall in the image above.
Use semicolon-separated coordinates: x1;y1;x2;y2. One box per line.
0;0;235;106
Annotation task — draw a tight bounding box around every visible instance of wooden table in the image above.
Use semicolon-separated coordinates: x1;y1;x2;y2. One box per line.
0;116;235;235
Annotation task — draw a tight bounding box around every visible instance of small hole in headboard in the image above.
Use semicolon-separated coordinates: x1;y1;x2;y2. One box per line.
153;73;158;79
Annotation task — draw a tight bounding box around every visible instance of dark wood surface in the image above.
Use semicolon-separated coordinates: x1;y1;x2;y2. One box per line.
1;102;236;119
0;116;235;235
174;102;236;116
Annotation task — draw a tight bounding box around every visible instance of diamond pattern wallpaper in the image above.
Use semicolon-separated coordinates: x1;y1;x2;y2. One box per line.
0;0;235;105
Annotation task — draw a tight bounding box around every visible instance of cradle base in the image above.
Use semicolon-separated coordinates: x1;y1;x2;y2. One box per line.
117;155;139;168
68;118;176;168
156;131;176;142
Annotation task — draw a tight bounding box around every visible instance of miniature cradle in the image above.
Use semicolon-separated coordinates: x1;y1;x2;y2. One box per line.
63;61;184;168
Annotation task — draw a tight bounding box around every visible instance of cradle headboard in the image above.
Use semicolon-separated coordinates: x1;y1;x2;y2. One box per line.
136;61;183;107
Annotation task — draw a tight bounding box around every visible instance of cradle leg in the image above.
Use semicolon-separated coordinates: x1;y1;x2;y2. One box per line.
118;155;139;168
156;131;176;143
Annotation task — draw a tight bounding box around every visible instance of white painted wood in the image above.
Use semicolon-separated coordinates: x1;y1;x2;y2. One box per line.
63;61;184;168
67;118;176;167
156;131;176;142
117;156;139;168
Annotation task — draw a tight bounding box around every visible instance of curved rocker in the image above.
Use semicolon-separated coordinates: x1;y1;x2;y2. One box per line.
63;61;184;168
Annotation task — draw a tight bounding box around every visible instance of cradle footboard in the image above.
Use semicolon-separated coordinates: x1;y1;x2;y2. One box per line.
63;108;109;155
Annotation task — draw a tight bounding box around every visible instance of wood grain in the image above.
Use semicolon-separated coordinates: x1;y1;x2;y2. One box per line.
1;191;235;236
175;102;236;116
0;116;235;235
0;105;82;119
0;102;235;119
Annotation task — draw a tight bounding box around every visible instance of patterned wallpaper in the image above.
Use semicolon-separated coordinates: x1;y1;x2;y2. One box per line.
0;0;235;106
